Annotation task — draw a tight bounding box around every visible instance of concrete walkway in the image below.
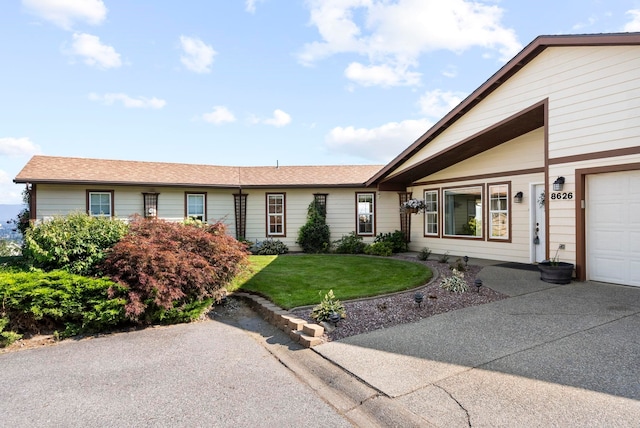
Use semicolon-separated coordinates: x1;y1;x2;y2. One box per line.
313;265;640;426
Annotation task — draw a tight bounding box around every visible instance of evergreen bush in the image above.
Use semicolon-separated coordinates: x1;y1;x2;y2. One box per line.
364;241;393;257
297;200;330;253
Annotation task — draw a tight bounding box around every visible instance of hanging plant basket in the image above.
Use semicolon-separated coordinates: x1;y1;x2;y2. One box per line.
401;199;426;214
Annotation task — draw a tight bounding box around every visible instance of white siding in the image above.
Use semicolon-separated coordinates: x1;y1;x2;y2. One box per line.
391;46;640;178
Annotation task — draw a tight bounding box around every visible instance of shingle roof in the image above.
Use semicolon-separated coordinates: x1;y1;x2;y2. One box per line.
14;156;383;188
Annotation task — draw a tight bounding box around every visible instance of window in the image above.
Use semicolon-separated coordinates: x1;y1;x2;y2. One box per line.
489;183;509;240
267;193;285;236
356;193;375;235
87;191;113;217
444;186;483;238
185;193;206;221
143;193;159;218
424;190;438;236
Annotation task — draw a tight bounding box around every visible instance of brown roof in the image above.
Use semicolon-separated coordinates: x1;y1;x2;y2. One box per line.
14;156;383;188
367;32;640;188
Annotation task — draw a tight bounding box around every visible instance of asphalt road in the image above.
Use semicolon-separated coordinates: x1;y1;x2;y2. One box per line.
0;311;352;428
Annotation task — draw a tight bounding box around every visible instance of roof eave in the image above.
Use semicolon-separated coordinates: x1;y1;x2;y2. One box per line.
367;32;640;187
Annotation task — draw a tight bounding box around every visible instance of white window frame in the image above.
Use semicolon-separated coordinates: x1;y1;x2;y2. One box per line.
186;193;206;222
356;192;375;236
267;193;285;236
88;191;112;217
488;183;510;240
443;186;483;238
424;190;439;236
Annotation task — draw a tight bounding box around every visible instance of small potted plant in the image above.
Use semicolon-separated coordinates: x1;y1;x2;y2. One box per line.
538;247;574;284
401;199;426;214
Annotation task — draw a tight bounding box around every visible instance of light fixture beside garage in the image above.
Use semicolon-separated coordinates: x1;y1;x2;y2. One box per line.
553;177;565;191
514;191;523;203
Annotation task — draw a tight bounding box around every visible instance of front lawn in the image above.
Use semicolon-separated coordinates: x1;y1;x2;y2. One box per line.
229;254;432;309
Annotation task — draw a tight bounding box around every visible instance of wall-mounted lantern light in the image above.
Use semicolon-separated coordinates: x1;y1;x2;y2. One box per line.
553;177;565;191
514;191;523;203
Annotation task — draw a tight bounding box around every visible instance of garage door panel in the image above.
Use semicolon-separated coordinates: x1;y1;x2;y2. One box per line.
590;203;625;225
587;170;640;287
590;230;626;252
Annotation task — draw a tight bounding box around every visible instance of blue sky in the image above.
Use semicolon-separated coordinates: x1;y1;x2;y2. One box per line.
2;0;640;204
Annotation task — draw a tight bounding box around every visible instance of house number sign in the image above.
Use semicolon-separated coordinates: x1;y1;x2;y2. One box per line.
550;192;573;200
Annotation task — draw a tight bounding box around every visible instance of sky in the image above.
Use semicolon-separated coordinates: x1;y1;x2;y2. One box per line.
2;0;640;204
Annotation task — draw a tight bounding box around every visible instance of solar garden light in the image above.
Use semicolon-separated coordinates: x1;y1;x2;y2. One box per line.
328;311;341;326
474;279;483;293
414;291;424;308
463;255;469;267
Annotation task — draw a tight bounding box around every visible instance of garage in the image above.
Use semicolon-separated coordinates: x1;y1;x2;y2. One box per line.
586;170;640;286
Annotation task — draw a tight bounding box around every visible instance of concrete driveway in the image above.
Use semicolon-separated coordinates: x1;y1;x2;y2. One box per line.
0;311;351;428
314;266;640;427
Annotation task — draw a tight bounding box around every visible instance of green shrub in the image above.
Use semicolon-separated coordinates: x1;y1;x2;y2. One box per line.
373;230;408;253
438;251;450;263
251;238;289;255
102;219;248;321
0;316;22;347
364;241;393;257
440;269;468;293
450;257;466;272
333;232;367;254
297;201;330;253
0;268;127;340
417;247;431;261
310;290;346;323
23;213;129;275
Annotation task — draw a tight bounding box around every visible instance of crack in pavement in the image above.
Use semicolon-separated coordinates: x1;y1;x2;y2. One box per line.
433;384;471;427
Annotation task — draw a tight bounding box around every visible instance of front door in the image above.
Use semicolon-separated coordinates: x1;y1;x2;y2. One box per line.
533;184;546;263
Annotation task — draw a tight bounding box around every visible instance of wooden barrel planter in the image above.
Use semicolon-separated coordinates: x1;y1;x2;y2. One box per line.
538;262;574;284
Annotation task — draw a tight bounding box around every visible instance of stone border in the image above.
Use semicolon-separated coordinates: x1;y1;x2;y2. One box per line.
232;292;325;348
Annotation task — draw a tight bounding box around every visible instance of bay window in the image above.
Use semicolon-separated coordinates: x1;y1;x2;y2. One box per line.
444;186;483;238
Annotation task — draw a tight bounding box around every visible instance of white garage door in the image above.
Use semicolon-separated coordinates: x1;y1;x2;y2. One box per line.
587;170;640;286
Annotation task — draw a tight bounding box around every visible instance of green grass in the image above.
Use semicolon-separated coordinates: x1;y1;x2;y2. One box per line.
229;254;432;309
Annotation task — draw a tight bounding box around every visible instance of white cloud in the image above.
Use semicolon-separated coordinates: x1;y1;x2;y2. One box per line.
325;118;432;163
0;170;25;204
180;35;216;73
0;137;41;157
418;89;466;119
202;106;236;124
245;0;265;14
23;0;107;30
67;32;121;69
344;62;421;87
89;93;166;109
300;0;521;87
263;109;292;127
623;10;640;31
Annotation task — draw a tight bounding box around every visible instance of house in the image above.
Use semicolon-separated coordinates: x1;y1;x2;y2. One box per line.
15;33;640;287
14;156;386;249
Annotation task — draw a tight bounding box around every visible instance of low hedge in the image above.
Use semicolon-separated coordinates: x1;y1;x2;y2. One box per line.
0;267;128;345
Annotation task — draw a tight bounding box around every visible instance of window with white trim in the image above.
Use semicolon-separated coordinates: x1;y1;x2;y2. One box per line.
88;191;112;217
424;190;438;236
489;183;509;240
186;193;206;221
444;186;483;238
267;193;285;236
356;193;374;235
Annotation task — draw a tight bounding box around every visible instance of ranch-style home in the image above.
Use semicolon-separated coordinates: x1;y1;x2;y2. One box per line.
15;32;640;287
